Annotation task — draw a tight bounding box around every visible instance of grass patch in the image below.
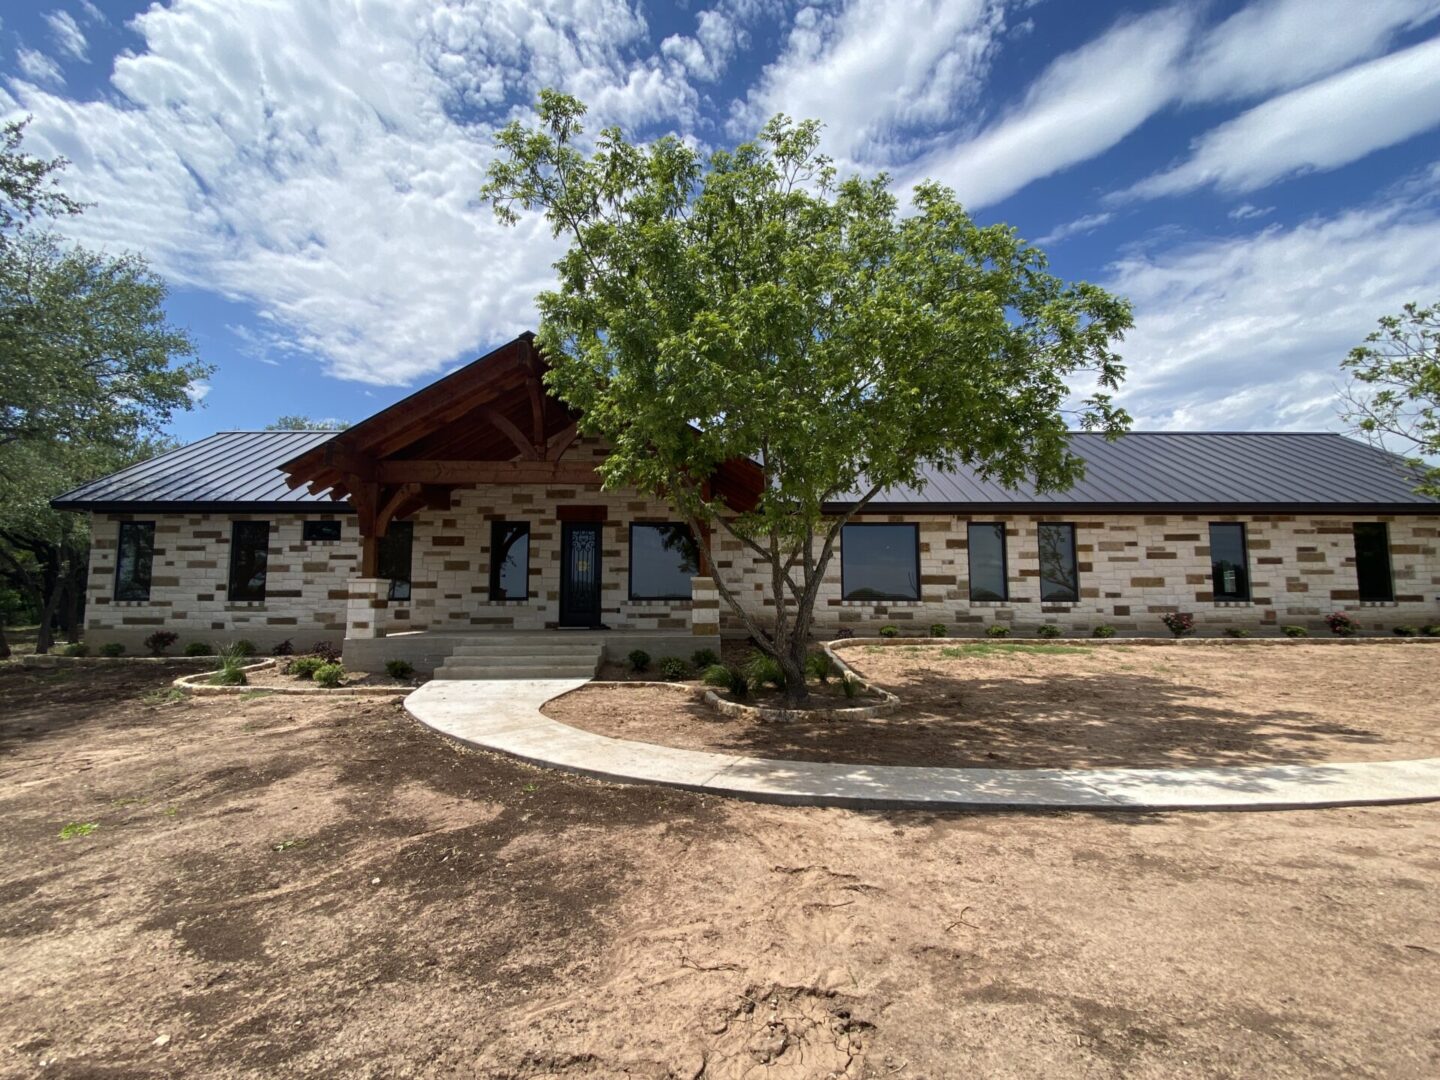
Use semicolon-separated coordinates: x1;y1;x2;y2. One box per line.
140;688;188;707
940;643;1089;659
239;690;276;701
272;838;309;852
59;822;98;840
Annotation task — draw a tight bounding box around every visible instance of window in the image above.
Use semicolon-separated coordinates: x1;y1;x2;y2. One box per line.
1037;522;1078;603
841;523;920;601
488;521;530;601
303;520;342;542
114;521;155;601
1208;523;1250;601
629;523;699;600
378;521;414;601
227;521;270;602
967;522;1008;601
1353;522;1394;602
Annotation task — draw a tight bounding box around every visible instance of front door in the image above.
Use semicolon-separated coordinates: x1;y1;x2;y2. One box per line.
559;522;602;627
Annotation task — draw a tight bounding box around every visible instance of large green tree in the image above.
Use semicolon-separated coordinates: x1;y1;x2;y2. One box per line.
1340;299;1440;497
0;118;207;654
483;94;1133;702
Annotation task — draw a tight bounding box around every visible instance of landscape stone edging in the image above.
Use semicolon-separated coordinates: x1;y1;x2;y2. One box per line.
20;654;228;666
173;659;408;697
829;635;1440;648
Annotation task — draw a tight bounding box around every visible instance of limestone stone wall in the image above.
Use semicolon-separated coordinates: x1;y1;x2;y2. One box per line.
712;512;1440;635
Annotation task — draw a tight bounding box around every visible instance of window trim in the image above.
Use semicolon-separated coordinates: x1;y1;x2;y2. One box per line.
1037;521;1080;604
226;520;270;603
113;520;156;602
966;521;1009;603
302;519;342;543
1353;521;1395;602
840;521;922;603
1207;521;1251;602
488;520;531;602
627;521;699;601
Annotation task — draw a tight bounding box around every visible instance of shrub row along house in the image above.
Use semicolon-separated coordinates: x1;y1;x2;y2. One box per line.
54;335;1440;672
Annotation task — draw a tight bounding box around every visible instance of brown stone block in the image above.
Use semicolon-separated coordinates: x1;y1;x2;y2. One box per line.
1257;556;1283;564
1329;589;1359;600
1295;552;1327;562
1130;577;1165;587
431;536;465;546
1163;533;1200;541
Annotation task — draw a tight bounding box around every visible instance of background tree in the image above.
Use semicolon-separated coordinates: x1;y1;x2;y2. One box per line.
265;415;351;430
1340;299;1440;497
483;93;1133;702
0;119;207;653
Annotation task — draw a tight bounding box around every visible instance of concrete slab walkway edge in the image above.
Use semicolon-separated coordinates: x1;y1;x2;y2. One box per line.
403;679;1440;812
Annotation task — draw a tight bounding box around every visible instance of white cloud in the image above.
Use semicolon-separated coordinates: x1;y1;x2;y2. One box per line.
901;8;1193;208
2;0;708;387
661;8;738;83
1186;0;1440;102
15;47;65;87
1124;36;1440;200
186;380;211;404
1227;204;1273;221
45;10;88;62
730;0;1007;166
79;1;106;25
1035;210;1112;246
1105;176;1440;431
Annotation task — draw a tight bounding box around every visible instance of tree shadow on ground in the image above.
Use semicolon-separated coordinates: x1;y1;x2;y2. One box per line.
0;663;198;751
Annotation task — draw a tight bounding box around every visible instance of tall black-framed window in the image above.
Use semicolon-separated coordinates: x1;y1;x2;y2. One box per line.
1208;522;1250;601
114;521;155;601
488;521;530;601
378;521;414;601
302;520;342;542
628;522;699;600
1037;522;1079;603
1353;522;1394;602
967;522;1008;602
841;523;920;601
227;520;270;602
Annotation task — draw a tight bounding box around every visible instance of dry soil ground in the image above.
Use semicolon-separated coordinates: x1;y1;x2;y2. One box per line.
553;641;1440;768
3;661;1439;1079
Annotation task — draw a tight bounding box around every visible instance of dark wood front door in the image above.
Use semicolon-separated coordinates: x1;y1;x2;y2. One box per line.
559;522;602;627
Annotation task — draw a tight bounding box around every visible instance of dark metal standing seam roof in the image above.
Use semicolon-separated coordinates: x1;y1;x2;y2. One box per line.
49;429;1440;515
825;432;1440;513
50;431;351;513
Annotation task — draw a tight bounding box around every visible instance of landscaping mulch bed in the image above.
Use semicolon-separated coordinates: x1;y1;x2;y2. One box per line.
548;641;1440;769
241;662;415;691
3;661;1440;1077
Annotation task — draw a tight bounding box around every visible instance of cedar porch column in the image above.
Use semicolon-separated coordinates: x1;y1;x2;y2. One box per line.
347;578;390;640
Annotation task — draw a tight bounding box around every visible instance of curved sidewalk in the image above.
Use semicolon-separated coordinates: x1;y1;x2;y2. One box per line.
404;679;1440;812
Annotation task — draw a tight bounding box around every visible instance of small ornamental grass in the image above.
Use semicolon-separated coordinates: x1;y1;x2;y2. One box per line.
1160;612;1195;638
231;639;257;657
743;652;785;690
702;663;750;699
210;644;251;686
805;651;835;684
691;647;719;669
1325;612;1357;637
144;630;179;656
313;662;345;689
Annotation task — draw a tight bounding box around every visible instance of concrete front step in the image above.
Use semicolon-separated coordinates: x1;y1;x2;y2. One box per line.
434;664;600;680
447;643;604;658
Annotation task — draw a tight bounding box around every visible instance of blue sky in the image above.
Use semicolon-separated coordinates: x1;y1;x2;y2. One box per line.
3;0;1439;444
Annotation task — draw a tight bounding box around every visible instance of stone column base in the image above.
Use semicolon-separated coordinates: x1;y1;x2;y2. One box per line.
347;577;391;639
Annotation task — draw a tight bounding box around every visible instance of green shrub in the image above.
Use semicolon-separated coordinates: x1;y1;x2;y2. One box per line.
184;641;213;657
211;645;250;686
99;642;125;657
313;662;345;689
1393;625;1418;637
287;656;324;679
878;625;899;639
63;642;90;657
657;656;689;681
271;639;295;657
703;663;749;699
1423;624;1440;637
232;639;257;657
627;649;651;673
144;630;179;656
1282;625;1308;638
1224;627;1251;638
310;641;341;663
1160;612;1195;638
1091;624;1117;639
840;674;859;699
701;663;732;688
691;648;719;669
985;625;1010;639
1036;624;1061;639
744;652;785;690
805;651;835;684
385;659;416;680
929;623;948;638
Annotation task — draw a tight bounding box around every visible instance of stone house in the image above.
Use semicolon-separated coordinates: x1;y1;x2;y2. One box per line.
53;334;1440;672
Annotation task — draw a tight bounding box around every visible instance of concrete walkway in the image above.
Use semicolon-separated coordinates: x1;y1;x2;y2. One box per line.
404;679;1440;812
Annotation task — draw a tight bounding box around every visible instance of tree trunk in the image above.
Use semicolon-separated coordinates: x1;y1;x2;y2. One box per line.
0;620;10;660
779;637;810;706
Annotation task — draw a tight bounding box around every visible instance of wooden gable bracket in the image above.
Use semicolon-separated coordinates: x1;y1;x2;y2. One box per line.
545;422;580;461
478;406;540;461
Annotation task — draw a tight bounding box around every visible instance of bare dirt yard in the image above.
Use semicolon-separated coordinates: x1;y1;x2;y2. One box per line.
3;661;1439;1079
551;641;1440;769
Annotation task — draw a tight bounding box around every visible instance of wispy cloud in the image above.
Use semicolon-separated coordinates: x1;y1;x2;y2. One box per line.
45;10;88;62
1227;204;1274;221
1035;211;1113;246
15;47;65;87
